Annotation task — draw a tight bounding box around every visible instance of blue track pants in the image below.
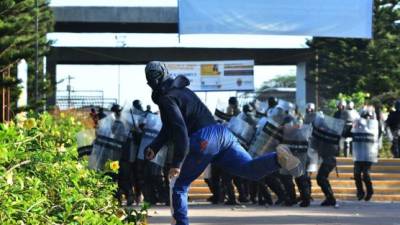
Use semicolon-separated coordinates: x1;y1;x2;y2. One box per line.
170;124;280;225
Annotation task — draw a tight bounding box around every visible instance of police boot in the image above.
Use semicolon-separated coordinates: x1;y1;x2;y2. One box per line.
354;176;365;200
265;175;286;206
126;189;135;206
354;165;365;200
320;183;336;206
224;183;238;205
317;177;336;206
296;176;311;207
280;175;297;206
364;173;374;201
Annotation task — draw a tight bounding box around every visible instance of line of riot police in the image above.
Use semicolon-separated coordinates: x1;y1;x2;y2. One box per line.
210;96;382;207
77;96;385;207
79;100;173;206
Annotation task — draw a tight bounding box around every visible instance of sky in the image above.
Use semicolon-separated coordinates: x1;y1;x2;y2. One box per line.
48;0;308;111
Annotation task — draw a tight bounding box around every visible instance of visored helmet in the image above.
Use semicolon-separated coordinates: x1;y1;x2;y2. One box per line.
132;99;143;111
267;96;278;108
306;102;315;113
228;97;238;106
337;99;347;110
347;101;355;110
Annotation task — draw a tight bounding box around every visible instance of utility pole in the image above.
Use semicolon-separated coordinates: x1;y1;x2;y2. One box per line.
34;0;39;109
66;75;74;108
118;65;121;104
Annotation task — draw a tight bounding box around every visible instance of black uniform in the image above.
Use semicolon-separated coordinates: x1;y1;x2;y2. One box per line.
386;110;400;158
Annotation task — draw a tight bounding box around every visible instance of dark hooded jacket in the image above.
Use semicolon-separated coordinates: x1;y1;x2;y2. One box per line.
149;75;216;168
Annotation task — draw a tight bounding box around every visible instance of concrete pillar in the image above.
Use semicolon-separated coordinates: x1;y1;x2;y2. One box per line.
296;62;307;114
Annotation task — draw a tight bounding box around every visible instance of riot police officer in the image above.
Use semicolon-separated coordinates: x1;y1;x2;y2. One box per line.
386;100;400;158
352;109;379;201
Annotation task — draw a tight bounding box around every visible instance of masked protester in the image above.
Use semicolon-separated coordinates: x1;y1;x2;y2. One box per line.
351;109;379;201
144;61;302;225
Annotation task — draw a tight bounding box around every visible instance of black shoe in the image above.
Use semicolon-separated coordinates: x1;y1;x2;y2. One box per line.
320;198;336;206
284;199;296;207
126;195;134;206
357;191;365;201
274;198;285;206
258;200;266;206
207;196;216;203
239;197;250;203
225;200;239;205
251;198;257;204
365;191;373;201
299;199;310;207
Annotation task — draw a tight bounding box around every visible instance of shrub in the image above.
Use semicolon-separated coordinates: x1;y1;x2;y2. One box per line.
0;112;146;224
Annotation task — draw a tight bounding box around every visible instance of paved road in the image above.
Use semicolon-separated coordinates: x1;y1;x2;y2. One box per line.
147;201;400;225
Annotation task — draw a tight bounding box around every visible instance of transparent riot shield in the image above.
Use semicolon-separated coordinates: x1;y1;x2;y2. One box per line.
351;119;379;163
76;129;95;157
304;112;317;125
89;115;130;170
214;99;233;122
280;124;312;176
254;100;268;118
137;113;167;166
226;114;256;149
249;117;283;157
277;99;295;116
121;108;147;163
310;113;345;158
307;147;320;173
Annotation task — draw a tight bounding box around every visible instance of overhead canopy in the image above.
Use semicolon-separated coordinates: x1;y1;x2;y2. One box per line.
179;0;373;39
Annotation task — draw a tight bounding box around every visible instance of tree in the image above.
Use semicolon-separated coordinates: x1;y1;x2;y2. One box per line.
0;0;54;112
307;0;400;104
258;75;296;92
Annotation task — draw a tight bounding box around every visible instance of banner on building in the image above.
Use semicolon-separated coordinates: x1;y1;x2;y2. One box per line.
165;60;254;91
179;0;373;39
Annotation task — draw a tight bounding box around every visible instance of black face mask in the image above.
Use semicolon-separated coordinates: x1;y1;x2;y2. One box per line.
146;70;163;90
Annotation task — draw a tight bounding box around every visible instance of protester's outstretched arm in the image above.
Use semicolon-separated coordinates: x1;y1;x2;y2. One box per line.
148;125;168;155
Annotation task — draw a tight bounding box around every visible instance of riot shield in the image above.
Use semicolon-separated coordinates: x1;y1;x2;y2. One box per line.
226;114;256;149
249;117;283;157
342;109;360;137
89;115;130;170
351;119;379;163
307;147;320;173
304;112;317;125
280;124;312;176
254;100;268;118
137;113;167;166
310;113;345;158
76;129;95;157
121;108;147;163
277;99;295;116
214;100;233;122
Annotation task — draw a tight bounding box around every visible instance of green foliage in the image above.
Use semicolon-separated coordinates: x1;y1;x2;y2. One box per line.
0;113;146;224
0;0;54;111
258;75;296;91
123;202;150;225
307;0;400;100
324;91;370;115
